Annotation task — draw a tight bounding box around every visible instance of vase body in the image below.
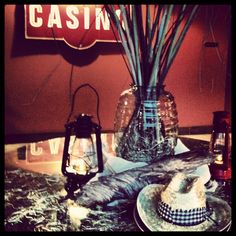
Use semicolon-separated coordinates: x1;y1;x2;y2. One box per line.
114;86;179;163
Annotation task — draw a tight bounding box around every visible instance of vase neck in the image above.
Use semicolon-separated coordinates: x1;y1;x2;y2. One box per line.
133;85;164;100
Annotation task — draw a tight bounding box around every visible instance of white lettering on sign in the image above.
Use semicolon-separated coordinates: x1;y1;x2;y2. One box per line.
95;7;110;30
66;6;79;29
29;5;43;27
84;7;90;29
28;5;122;30
115;9;125;29
48;138;61;155
27;134;116;162
47;5;62;28
30;142;43;155
25;5;125;50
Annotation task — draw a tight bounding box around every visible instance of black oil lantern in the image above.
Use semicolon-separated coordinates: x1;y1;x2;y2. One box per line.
61;113;103;200
209;111;231;180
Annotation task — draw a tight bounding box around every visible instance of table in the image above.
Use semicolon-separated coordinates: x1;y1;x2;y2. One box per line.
4;137;231;231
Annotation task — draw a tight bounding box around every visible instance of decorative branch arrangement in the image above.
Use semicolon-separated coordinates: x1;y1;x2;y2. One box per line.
105;5;199;92
105;5;200;162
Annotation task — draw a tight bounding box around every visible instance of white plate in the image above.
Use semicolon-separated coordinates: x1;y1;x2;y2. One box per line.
133;206;148;232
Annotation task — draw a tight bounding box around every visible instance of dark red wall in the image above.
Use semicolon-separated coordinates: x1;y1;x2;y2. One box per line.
5;5;231;138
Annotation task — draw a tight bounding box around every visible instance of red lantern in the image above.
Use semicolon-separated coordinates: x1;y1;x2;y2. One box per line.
209;111;231;180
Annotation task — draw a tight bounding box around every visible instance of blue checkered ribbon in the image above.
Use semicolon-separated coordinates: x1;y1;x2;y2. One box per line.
157;201;212;226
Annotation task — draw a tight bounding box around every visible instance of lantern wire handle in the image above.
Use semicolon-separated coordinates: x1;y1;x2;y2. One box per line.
66;83;101;126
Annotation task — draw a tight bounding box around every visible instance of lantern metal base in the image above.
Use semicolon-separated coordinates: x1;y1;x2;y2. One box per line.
62;173;97;201
209;163;231;180
63;177;80;200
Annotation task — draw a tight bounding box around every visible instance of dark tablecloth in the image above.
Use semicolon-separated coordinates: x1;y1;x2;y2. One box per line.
4;138;231;231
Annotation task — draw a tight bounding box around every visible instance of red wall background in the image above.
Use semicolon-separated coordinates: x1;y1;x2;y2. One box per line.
5;5;231;141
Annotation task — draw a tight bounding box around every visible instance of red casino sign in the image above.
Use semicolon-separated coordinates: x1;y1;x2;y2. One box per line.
24;5;123;50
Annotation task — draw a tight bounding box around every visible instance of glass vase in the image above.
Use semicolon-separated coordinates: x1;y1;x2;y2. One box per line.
114;85;179;163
